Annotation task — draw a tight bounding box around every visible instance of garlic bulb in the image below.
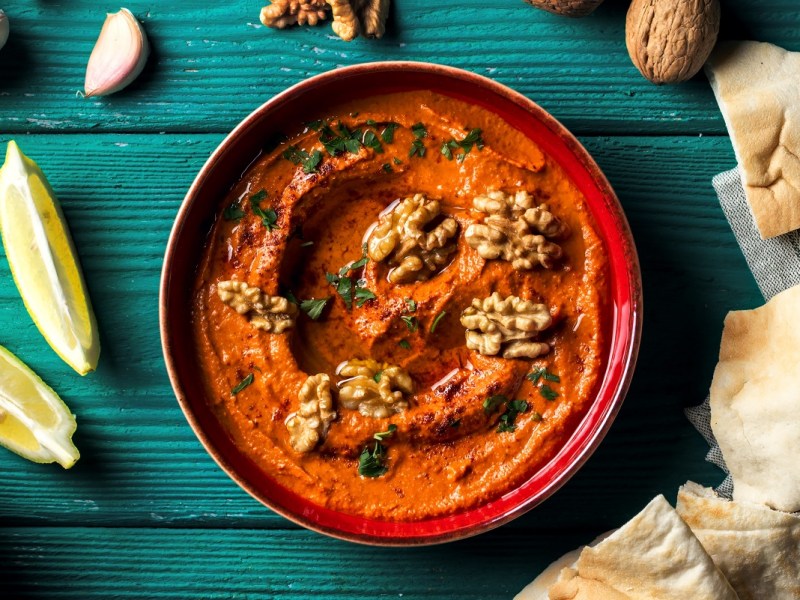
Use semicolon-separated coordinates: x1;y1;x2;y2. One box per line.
0;10;9;52
84;8;149;98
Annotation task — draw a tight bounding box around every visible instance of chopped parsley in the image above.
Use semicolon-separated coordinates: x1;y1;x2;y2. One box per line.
283;289;300;305
373;370;383;383
497;400;529;433
483;395;531;432
398;339;412;350
441;128;485;162
373;424;397;441
430;310;447;333
539;385;559;401
282;145;323;174
381;122;399;143
223;201;245;222
362;130;383;153
531;411;543;422
483;394;507;414
411;122;427;139
231;373;254;395
526;367;560;384
404;298;417;312
393;156;402;165
409;138;426;158
382;163;393;173
305;119;324;131
365;118;377;126
327;245;375;309
358;442;388;478
401;315;418;332
299;297;330;320
249;190;278;231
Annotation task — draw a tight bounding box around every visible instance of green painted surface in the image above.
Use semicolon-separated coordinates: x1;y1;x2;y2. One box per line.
0;0;789;597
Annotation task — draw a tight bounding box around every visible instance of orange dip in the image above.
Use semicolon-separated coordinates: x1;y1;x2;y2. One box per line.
192;91;609;520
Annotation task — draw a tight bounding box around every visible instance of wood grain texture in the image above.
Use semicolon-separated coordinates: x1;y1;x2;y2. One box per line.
0;526;591;599
0;133;757;534
0;0;797;135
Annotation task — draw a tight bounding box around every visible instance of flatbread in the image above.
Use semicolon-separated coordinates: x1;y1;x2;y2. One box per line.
514;548;583;600
548;568;632;600
705;41;800;238
709;283;800;512
676;482;800;600
575;495;738;600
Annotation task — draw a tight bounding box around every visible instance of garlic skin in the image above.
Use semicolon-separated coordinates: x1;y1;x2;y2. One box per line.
0;10;9;52
84;8;149;98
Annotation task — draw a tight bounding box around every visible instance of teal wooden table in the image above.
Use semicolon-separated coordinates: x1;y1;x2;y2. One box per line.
0;1;794;597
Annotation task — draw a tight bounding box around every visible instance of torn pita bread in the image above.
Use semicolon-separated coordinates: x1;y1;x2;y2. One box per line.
709;283;800;512
548;569;632;600
575;495;738;600
514;532;617;600
676;482;800;600
705;41;800;238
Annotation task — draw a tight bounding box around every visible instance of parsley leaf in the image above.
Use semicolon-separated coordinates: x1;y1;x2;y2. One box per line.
404;298;417;312
355;286;376;307
409;138;426;158
539;385;559;401
231;373;254;395
393;156;402;165
373;424;397;441
302;150;322;173
400;315;418;332
497;400;529;433
411;122;427;139
250;190;278;231
373;370;383;383
305;119;324;131
362;130;383;153
527;367;560;384
282;145;306;165
382;163;393;173
398;339;411;350
430;310;447;333
381;122;399;143
358;442;388;478
284;289;300;305
223;202;245;222
300;297;330;320
441;128;486;162
483;395;507;414
531;411;543;422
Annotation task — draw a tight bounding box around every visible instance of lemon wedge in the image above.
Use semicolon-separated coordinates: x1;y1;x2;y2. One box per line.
0;141;100;375
0;344;79;467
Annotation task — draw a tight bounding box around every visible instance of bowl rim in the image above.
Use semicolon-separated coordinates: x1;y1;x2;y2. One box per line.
160;60;643;546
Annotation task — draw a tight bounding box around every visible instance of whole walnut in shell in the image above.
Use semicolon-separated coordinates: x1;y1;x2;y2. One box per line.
524;0;605;18
626;0;720;85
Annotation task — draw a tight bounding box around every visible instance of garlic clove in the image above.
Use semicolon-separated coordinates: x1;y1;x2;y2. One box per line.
0;10;9;52
84;8;149;98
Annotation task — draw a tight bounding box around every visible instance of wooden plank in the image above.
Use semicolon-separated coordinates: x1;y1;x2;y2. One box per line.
0;526;613;598
0;1;797;135
0;133;757;530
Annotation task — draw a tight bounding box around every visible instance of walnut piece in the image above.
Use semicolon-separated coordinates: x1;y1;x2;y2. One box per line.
286;374;336;453
460;292;552;359
260;0;329;29
337;358;414;418
328;0;389;41
626;0;720;85
217;280;299;333
524;0;605;18
366;194;459;284
464;189;567;270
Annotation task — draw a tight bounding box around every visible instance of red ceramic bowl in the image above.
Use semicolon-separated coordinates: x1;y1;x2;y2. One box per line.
160;62;642;546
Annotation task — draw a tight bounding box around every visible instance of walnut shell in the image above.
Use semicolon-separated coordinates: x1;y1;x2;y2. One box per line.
524;0;605;18
626;0;720;85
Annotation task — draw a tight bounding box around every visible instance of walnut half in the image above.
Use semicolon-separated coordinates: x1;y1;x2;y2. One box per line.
367;194;459;284
465;189;567;270
460;292;552;359
337;358;414;418
286;373;337;453
217;280;298;334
